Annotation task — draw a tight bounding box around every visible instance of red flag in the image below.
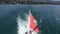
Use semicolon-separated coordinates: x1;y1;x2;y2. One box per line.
30;13;39;33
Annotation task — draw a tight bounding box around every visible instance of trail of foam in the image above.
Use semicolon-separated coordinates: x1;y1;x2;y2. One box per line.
17;14;29;34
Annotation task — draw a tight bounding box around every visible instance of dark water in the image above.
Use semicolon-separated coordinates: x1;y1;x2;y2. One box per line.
0;4;60;34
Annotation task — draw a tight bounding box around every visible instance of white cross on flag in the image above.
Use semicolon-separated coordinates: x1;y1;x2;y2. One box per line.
30;12;39;33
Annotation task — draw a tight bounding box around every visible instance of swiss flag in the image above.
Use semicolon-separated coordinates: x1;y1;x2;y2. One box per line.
30;13;39;33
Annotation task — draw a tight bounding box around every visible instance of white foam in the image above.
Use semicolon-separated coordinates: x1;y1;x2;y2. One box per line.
17;13;37;34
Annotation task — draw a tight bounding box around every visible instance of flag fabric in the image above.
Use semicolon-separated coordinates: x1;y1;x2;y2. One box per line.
30;13;39;33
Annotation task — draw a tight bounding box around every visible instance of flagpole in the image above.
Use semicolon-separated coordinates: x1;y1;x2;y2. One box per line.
29;9;31;28
29;9;32;34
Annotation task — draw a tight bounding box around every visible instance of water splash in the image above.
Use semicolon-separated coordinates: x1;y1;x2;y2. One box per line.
17;14;29;34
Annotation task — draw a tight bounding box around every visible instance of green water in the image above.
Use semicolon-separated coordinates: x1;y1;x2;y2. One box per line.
0;5;60;34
